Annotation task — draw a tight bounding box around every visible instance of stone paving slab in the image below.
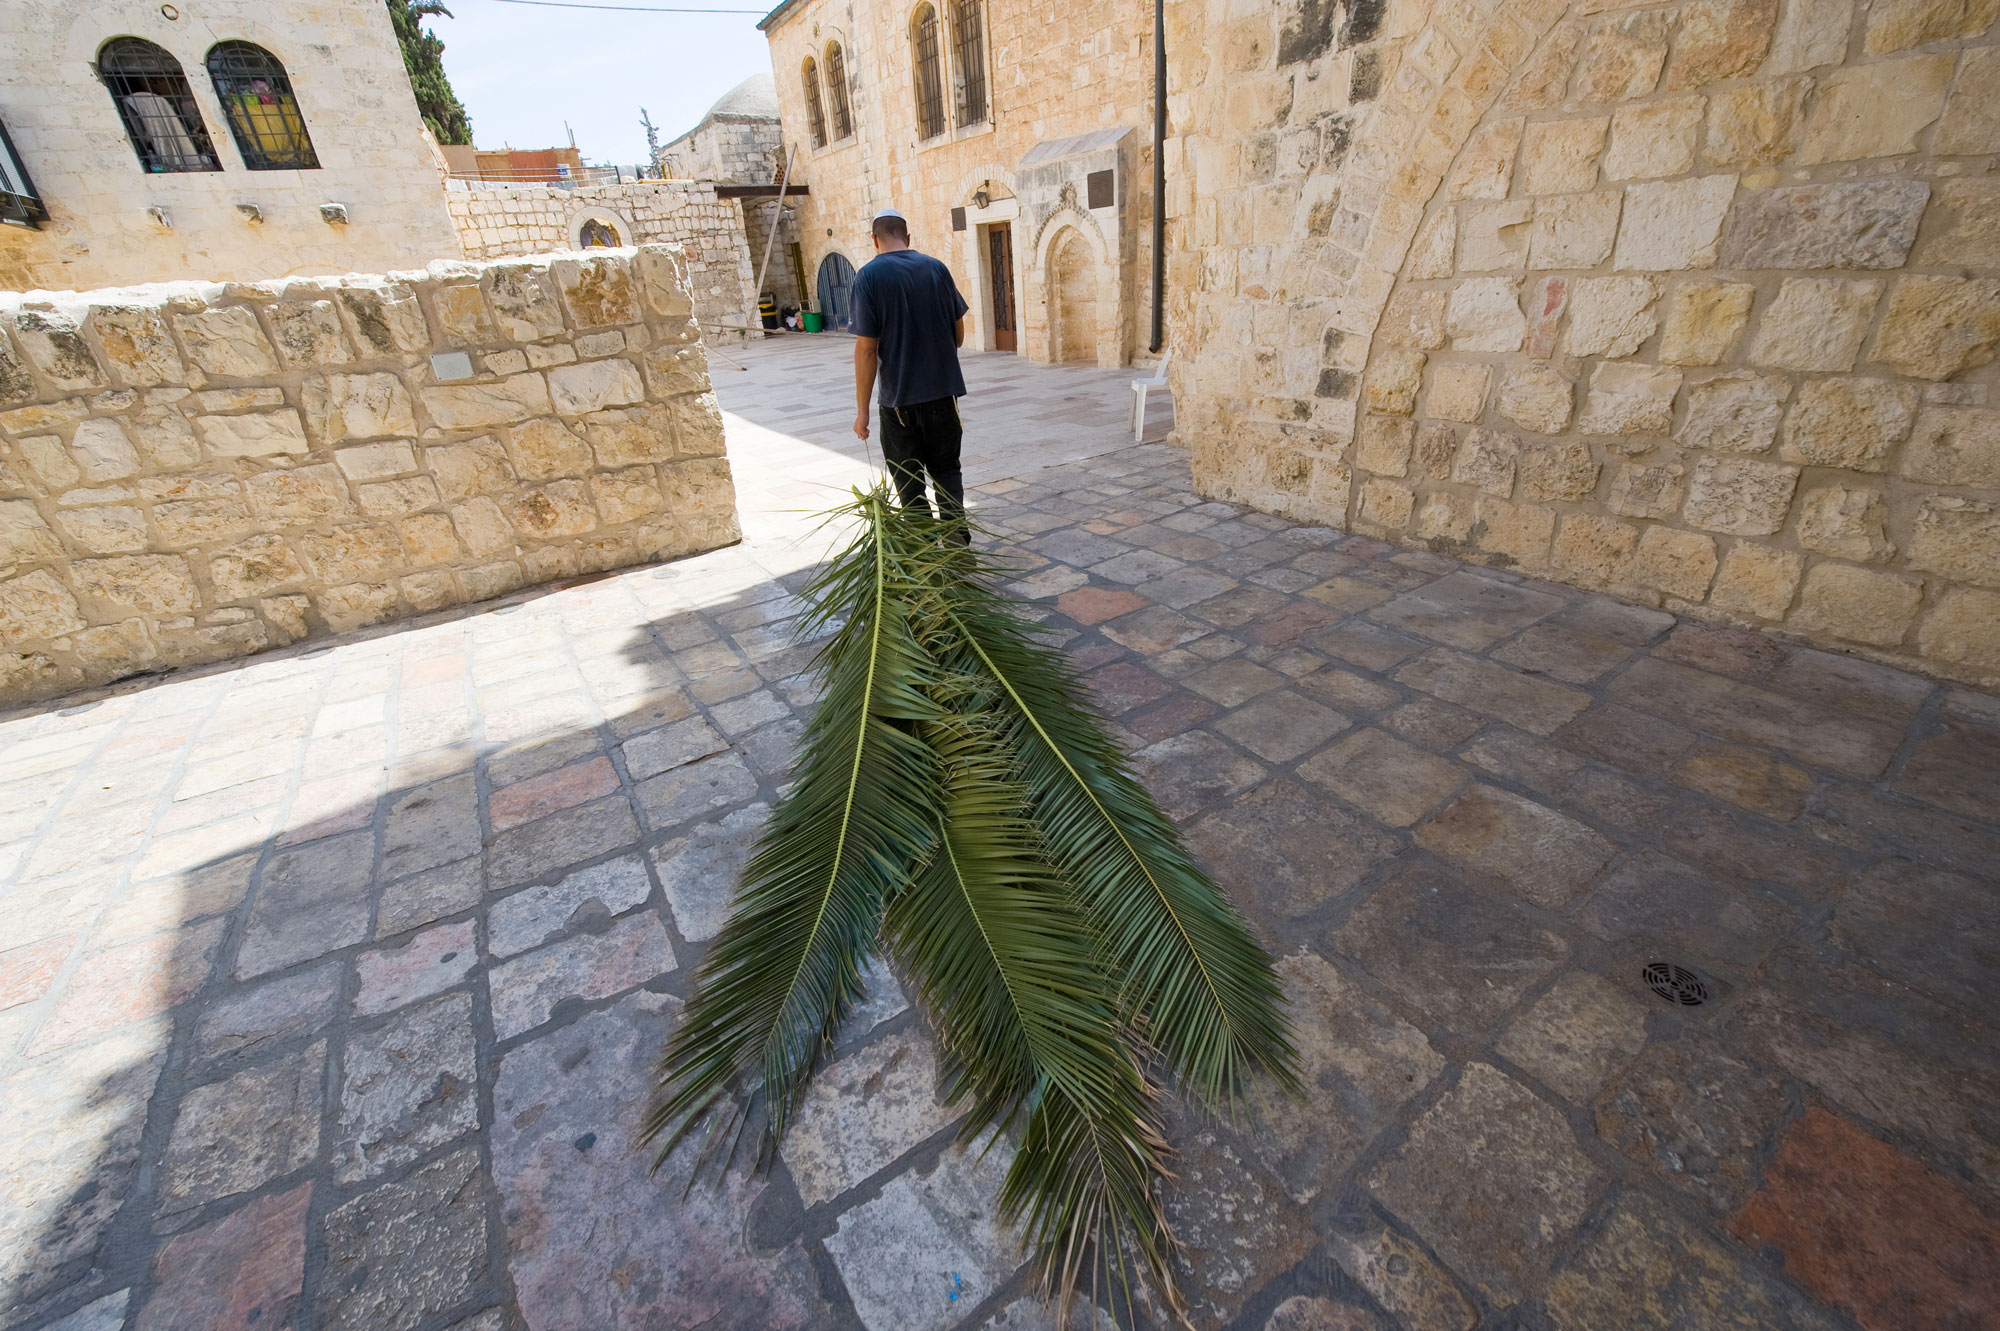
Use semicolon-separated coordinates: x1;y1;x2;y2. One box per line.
1;337;1998;1331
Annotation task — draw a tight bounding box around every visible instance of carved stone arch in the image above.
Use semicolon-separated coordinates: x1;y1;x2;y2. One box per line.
1178;0;1572;520
564;203;636;251
948;162;1017;206
1031;212;1117;366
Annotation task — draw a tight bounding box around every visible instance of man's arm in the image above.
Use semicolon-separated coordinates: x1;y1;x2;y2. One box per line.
953;317;965;348
853;335;879;440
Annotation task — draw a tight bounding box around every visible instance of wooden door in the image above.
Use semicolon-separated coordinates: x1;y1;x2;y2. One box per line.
988;223;1017;352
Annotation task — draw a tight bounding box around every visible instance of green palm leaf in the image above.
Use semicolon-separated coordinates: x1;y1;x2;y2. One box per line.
649;486;1295;1323
930;553;1300;1109
645;492;945;1169
884;707;1179;1311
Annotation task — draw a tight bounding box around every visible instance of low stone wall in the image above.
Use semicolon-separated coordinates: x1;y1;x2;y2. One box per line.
446;183;759;336
0;244;740;707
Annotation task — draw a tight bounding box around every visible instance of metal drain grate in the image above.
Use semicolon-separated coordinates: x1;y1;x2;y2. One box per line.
1643;962;1709;1007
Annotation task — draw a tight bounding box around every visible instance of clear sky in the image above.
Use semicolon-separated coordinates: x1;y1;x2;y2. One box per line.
425;0;777;167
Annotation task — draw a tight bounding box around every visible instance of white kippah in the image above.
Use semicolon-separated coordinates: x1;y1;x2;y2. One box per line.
873;207;906;222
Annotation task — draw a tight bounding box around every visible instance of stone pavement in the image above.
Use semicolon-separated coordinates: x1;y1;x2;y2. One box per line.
1;336;1998;1331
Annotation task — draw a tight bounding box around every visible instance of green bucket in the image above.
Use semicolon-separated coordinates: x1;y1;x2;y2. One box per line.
802;310;824;332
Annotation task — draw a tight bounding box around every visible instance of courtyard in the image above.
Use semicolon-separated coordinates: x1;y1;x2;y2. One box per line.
1;336;1996;1331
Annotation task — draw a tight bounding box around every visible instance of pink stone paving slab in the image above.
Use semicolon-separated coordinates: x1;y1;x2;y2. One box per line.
488;756;621;833
134;1183;310;1331
29;920;225;1055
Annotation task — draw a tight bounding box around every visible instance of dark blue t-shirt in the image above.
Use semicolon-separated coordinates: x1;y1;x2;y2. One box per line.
851;249;969;408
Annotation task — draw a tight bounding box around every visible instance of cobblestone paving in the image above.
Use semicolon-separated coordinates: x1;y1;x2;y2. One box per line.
2;339;1998;1331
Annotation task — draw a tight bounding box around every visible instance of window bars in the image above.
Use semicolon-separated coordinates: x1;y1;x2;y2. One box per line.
206;41;319;170
913;5;947;141
803;57;828;150
99;38;221;173
954;0;987;127
826;43;853;141
0;115;48;228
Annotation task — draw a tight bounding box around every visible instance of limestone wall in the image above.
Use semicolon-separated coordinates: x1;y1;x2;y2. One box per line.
661;118;785;185
0;245;740;707
1168;0;2000;689
0;0;465;291
446;183;760;336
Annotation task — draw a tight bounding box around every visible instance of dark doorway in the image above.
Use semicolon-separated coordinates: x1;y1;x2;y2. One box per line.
987;222;1016;352
816;252;857;332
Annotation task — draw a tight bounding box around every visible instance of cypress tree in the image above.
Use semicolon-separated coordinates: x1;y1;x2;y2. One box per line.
388;1;473;146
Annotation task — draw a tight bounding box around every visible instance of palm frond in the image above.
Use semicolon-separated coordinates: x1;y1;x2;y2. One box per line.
645;491;946;1169
884;707;1179;1313
649;484;1297;1323
929;551;1300;1110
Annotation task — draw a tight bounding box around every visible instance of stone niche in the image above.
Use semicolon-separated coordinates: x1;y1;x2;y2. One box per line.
1017;128;1139;368
0;244;740;707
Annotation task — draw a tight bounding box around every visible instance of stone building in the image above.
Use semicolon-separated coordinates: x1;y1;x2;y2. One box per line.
659;74;786;184
0;0;463;291
759;0;1161;364
1161;0;2000;689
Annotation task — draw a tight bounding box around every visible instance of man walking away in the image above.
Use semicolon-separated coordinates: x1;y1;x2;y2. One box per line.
851;207;971;541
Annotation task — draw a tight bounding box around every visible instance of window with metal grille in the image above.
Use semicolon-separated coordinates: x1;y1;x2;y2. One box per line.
205;41;319;170
953;0;987;127
825;43;853;140
912;5;946;141
802;57;827;150
99;37;221;174
0;115;48;228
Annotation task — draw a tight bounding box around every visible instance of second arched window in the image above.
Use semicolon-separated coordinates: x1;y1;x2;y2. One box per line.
206;41;319;170
912;6;947;141
953;0;987;127
825;42;853;141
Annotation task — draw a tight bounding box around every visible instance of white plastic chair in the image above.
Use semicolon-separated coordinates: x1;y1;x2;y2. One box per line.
1130;350;1172;441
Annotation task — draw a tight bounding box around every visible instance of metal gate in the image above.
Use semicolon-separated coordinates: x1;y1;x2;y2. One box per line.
817;252;857;333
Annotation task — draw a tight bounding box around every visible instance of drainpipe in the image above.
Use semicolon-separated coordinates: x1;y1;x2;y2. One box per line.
1150;0;1166;354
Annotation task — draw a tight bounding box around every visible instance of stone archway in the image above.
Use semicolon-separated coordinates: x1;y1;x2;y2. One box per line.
1049;227;1096;364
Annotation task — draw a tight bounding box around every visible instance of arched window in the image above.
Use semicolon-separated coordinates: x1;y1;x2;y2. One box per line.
99;38;220;173
825;42;853;141
912;5;947;141
802;56;828;150
205;42;319;170
952;0;987;127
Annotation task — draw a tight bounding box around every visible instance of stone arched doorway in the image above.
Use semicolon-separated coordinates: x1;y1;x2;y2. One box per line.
1049;228;1095;364
816;252;857;332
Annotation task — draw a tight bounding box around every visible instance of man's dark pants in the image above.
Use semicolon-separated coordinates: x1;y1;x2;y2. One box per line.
878;395;966;528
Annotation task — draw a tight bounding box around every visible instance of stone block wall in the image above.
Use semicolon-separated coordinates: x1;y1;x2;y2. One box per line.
1168;0;2000;689
446;183;760;336
0;245;740;707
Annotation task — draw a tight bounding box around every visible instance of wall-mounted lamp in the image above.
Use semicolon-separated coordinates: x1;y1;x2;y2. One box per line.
236;202;264;223
973;188;990;209
319;202;348;226
146;205;171;229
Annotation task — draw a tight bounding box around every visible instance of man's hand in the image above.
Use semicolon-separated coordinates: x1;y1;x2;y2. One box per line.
854;335;879;444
